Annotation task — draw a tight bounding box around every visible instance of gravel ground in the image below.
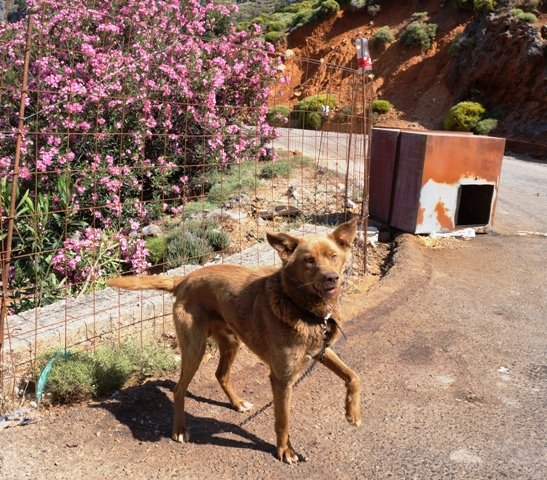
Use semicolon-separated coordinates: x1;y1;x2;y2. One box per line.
1;154;545;479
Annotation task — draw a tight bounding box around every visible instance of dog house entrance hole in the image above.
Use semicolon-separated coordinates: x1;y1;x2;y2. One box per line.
456;184;494;226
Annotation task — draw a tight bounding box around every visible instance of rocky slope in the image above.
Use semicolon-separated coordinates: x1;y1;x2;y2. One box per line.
282;0;546;146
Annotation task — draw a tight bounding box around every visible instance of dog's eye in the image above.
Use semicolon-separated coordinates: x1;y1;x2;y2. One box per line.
331;253;338;260
305;256;315;265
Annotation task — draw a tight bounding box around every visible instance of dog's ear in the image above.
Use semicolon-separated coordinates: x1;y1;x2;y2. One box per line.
329;217;358;251
266;232;301;264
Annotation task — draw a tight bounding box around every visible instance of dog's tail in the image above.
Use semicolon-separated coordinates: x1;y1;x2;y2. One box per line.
107;275;183;294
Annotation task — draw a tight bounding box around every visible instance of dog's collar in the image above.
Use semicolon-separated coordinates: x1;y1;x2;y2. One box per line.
279;290;347;341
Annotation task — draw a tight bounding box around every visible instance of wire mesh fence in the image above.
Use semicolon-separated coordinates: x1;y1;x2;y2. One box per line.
0;7;372;397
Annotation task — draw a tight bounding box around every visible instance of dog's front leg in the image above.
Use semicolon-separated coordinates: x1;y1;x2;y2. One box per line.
270;374;299;464
316;347;361;426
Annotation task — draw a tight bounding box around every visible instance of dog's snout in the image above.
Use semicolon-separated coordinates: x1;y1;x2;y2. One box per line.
325;272;339;284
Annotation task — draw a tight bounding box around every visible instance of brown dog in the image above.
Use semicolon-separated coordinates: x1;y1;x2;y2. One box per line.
108;218;361;463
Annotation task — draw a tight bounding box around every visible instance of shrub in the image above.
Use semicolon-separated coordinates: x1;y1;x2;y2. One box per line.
265;30;284;43
512;8;537;22
444;101;486;131
266;21;286;32
293;8;315;28
473;0;497;13
455;0;472;9
456;0;498;12
121;341;178;378
38;341;178;404
317;0;341;18
400;19;438;50
266;105;291;127
448;33;477;57
93;346;134;396
259;161;292;179
474;118;498;135
44;352;97;403
293;93;338;130
411;11;429;21
372;26;394;47
367;4;381;16
144;236;167;266
165;230;213;267
185;219;230;252
335;105;353;123
372;100;393;114
0;0;278;312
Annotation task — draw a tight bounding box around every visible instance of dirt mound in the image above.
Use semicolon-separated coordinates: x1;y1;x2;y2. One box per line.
283;1;546;144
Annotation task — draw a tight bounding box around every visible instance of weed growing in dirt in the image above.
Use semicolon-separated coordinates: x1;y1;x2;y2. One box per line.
259;161;292;179
372;26;394;47
38;341;178;404
474;118;498;135
511;8;537;22
165;230;213;267
448;33;477;57
372;100;393;114
399;15;437;50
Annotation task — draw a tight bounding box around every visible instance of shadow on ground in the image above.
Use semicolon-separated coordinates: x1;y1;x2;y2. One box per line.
92;379;273;456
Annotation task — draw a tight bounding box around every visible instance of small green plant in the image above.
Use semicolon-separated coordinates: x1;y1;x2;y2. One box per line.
185;219;230;252
400;18;438;50
165;229;213;267
511;8;537;22
38;341;178;404
181;200;218;218
334;105;353;123
93;346;134;396
372;26;394;47
411;11;429;21
265;30;284;44
367;4;381;16
266;21;286;32
317;0;340;18
456;0;498;12
259;161;292;179
43;352;97;403
372;99;393;114
444;101;486;131
266;105;290;127
293;93;338;130
474;118;498;135
145;236;167;266
448;33;477;57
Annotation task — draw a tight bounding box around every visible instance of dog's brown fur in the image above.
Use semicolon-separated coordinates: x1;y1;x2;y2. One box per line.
108;219;361;463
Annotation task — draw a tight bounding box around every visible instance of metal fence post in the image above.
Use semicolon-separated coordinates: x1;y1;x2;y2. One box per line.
0;14;33;394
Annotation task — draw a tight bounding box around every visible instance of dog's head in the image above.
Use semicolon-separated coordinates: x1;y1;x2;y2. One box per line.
266;218;358;300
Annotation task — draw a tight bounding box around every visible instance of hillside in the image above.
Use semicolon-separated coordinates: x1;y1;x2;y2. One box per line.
280;0;546;147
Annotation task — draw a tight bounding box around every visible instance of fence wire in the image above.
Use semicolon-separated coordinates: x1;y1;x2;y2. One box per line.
0;12;373;396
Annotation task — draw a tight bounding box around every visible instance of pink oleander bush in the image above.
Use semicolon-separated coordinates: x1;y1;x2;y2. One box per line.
0;0;278;312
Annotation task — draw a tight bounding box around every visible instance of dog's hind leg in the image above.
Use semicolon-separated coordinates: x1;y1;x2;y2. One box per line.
172;313;207;444
316;347;361;426
213;327;254;413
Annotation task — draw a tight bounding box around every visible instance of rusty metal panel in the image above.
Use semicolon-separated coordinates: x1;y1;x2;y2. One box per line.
369;128;400;223
391;132;427;232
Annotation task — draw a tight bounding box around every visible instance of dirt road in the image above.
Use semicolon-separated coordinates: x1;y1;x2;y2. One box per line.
1;156;545;479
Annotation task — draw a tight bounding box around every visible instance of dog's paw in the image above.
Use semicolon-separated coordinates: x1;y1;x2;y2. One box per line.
171;429;190;444
277;446;300;464
345;411;362;427
236;400;254;413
